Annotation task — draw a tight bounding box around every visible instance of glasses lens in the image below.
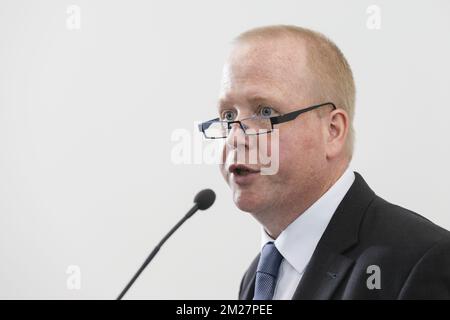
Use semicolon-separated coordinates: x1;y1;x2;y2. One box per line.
241;117;272;135
204;121;227;138
202;117;272;138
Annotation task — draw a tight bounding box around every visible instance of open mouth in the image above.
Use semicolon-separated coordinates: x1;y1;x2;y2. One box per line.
228;164;260;176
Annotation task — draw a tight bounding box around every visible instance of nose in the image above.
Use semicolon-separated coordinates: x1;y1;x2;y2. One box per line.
225;121;247;150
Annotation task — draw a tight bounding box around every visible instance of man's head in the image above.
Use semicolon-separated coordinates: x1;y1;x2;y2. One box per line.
217;25;355;236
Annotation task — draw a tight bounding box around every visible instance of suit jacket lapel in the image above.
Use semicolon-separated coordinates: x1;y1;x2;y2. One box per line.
240;254;259;300
292;171;376;299
291;246;354;299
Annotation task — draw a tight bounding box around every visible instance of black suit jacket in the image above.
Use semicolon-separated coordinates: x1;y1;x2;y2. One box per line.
239;172;450;299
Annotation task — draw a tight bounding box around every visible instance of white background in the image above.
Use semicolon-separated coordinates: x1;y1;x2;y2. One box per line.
0;0;449;299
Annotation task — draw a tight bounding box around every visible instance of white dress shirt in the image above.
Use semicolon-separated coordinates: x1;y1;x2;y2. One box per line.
260;166;355;299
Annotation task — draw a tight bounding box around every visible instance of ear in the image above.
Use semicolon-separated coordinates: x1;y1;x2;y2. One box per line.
324;108;349;160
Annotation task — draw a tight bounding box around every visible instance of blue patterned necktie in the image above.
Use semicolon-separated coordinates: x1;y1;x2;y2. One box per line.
253;242;283;300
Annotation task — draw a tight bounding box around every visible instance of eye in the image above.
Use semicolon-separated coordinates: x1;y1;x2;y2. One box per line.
259;105;276;118
221;110;236;121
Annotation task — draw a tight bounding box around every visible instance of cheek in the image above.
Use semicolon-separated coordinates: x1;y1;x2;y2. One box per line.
219;162;226;179
220;146;228;179
277;131;320;168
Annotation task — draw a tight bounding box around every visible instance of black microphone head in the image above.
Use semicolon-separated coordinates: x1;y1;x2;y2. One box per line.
194;189;216;210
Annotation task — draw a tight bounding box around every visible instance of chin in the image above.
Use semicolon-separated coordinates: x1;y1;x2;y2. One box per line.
232;188;266;213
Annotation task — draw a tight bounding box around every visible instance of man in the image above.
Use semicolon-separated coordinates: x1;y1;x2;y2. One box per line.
198;25;450;299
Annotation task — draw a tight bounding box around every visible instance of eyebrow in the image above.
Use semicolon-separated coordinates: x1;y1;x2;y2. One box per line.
217;95;276;112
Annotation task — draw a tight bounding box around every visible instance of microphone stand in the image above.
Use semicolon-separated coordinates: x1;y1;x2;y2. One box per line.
117;203;199;300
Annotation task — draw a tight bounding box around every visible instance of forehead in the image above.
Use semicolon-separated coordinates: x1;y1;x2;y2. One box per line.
218;38;311;108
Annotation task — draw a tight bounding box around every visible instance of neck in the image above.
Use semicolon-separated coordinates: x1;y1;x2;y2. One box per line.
260;162;349;239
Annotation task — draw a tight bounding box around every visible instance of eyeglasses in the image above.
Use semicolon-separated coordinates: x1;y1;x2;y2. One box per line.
198;102;336;139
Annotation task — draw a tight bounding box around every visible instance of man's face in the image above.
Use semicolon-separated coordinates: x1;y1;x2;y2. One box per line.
218;38;330;217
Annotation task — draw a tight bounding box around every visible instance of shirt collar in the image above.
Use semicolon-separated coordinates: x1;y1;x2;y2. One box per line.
260;166;355;274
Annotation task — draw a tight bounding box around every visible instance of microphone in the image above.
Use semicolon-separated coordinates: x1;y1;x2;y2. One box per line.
117;189;216;300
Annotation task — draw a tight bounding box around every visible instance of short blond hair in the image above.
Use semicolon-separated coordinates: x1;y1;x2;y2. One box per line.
234;25;356;158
